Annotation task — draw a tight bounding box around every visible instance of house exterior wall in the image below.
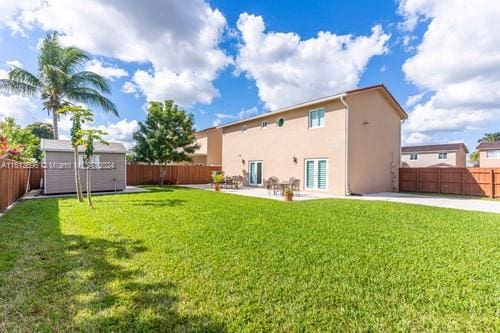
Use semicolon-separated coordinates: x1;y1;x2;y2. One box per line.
222;99;347;195
193;128;222;166
401;147;467;167
347;90;402;193
479;150;500;167
44;151;126;194
402;151;457;167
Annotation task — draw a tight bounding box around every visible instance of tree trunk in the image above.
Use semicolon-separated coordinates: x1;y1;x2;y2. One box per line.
159;165;165;186
87;167;93;207
52;110;59;140
74;147;83;202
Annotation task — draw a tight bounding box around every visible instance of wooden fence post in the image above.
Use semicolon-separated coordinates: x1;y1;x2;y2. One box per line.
416;168;420;193
490;169;495;198
437;168;441;194
462;169;465;196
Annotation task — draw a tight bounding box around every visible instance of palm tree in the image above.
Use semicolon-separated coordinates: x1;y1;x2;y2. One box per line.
0;32;117;139
478;132;500;143
77;129;108;207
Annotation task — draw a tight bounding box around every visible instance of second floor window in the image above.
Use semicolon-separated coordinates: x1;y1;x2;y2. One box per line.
486;150;500;159
410;153;418;160
438;152;448;159
309;108;325;128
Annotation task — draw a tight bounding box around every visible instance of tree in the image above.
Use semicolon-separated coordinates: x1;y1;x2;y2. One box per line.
0;32;118;139
59;105;94;202
469;151;480;167
0;117;40;161
478;132;500;143
26;122;54;139
77;129;108;207
133;100;199;185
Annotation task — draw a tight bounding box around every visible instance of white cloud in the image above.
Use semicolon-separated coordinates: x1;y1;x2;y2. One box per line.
94;119;139;149
238;106;259;119
405;92;425;107
6;59;23;68
235;13;390;109
85;59;128;80
212;112;234;126
398;0;500;142
0;94;40;126
3;0;231;106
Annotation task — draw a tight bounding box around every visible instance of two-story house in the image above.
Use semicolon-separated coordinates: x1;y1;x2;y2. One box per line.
477;141;500;167
216;84;407;195
189;127;223;166
401;143;468;168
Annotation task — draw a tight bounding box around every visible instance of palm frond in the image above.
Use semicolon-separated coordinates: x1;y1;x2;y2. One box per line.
65;87;118;116
68;71;111;94
0;68;41;96
60;47;90;74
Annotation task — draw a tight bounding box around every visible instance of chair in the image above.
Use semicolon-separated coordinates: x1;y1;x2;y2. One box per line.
290;178;300;196
266;177;279;196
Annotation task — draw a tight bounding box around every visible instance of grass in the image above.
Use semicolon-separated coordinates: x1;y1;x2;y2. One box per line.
0;186;499;332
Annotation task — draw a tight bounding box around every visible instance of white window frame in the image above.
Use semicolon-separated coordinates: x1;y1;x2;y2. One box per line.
486;149;500;159
308;108;325;129
261;120;268;129
304;158;329;191
248;160;264;186
410;153;418;160
438;152;448;160
78;154;101;169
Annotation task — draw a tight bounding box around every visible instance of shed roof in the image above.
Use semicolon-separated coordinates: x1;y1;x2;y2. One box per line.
402;143;469;154
476;141;500;150
41;139;127;154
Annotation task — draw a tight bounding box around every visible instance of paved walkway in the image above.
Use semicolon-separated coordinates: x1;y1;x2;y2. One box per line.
359;192;500;214
184;184;500;214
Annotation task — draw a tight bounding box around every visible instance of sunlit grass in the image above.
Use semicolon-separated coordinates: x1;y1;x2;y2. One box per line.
0;186;498;331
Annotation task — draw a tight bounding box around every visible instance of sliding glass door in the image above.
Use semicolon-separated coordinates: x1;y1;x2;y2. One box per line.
249;161;263;186
305;159;328;190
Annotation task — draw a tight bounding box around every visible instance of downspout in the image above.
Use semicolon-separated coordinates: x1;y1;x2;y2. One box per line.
340;94;351;196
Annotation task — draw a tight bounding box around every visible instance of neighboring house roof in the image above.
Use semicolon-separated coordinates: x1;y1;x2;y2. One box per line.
41;139;127;154
476;141;500;150
215;84;407;129
402;143;469;154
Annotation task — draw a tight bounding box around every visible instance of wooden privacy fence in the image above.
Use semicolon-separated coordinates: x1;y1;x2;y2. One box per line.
0;158;43;212
399;167;500;198
127;164;222;185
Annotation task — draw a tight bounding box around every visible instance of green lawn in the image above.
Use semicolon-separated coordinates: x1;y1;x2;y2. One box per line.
0;187;498;332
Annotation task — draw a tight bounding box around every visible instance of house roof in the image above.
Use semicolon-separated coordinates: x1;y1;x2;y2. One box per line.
476;141;500;150
402;143;469;154
41;139;127;154
215;84;407;129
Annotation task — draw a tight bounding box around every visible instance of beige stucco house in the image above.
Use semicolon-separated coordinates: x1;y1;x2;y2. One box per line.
401;143;468;168
217;85;407;195
190;127;222;166
477;141;500;167
41;139;127;195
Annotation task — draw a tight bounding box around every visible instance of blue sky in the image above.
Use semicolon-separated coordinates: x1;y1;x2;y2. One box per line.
1;0;499;153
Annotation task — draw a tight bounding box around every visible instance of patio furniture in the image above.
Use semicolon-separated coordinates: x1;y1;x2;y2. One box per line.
266;177;280;196
233;176;244;189
289;178;301;196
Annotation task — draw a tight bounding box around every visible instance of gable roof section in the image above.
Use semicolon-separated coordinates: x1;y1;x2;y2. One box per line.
476;141;500;150
41;139;127;154
402;143;469;154
216;84;407;129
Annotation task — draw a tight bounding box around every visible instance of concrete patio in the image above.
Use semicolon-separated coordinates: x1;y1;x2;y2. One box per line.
183;184;500;213
22;186;148;200
183;184;337;201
